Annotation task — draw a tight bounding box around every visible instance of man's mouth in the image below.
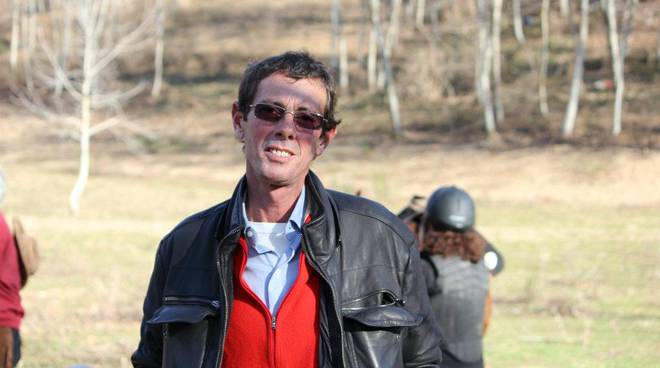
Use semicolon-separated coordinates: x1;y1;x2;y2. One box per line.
266;147;293;158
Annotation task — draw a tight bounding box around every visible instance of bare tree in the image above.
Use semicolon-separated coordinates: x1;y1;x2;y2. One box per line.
371;0;403;137
151;0;167;97
15;0;160;214
604;0;638;135
15;0;40;90
339;37;349;89
385;0;403;60
9;0;21;70
539;0;551;116
492;0;504;122
604;0;624;135
378;0;402;89
560;0;571;20
331;0;341;73
416;0;426;28
562;0;590;136
368;0;379;91
619;0;637;58
476;0;496;134
331;0;349;90
513;0;526;44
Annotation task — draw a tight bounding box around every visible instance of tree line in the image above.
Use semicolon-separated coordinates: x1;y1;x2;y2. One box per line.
330;0;646;138
1;0;656;213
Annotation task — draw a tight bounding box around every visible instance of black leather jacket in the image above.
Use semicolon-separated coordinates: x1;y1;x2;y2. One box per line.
132;172;443;367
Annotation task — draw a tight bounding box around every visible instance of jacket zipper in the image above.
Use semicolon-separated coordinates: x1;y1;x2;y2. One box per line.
270;314;277;367
301;225;345;368
340;289;404;312
215;227;241;368
163;296;221;309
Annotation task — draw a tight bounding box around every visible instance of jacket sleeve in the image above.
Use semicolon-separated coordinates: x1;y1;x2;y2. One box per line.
401;240;444;367
131;240;168;368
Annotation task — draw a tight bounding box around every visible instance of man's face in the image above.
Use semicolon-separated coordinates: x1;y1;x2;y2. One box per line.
232;73;336;189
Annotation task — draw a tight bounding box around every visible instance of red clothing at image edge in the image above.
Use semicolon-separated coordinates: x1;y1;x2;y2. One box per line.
0;212;24;329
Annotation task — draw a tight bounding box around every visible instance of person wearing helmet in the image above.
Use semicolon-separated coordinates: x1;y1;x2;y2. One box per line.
399;186;504;368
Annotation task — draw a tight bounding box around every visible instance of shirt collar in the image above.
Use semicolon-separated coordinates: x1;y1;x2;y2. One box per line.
242;185;306;235
288;186;306;232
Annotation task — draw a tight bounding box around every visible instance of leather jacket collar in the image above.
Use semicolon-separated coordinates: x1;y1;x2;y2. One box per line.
213;170;341;265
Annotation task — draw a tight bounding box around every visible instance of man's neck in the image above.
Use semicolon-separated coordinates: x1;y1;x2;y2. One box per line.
245;180;304;223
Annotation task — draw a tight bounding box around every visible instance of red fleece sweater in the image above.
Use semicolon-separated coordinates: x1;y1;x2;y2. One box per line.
0;213;24;329
222;236;320;368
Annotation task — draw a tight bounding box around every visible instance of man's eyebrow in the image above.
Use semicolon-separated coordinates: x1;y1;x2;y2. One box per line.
257;98;280;105
258;99;321;112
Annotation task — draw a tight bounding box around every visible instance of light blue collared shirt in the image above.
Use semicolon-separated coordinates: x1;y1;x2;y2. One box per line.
241;187;306;315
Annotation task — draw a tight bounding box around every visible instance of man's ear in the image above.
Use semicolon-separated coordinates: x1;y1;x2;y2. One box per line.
315;127;337;156
232;101;245;142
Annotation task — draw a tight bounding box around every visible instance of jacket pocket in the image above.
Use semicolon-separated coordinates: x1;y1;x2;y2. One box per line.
342;292;423;368
147;298;219;368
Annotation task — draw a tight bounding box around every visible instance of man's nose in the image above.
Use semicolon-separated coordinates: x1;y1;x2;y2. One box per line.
274;111;297;139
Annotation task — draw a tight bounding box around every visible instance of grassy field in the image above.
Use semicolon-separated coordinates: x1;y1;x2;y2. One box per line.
1;141;659;368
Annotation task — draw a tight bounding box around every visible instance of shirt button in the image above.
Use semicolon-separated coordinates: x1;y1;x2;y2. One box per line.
246;229;254;238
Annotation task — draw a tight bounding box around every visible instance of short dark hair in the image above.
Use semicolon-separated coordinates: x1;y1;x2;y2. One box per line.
237;51;341;131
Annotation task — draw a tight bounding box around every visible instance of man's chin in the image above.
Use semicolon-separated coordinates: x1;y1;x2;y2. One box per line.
264;172;307;189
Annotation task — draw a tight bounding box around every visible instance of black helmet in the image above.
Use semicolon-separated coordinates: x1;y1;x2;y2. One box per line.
425;186;475;231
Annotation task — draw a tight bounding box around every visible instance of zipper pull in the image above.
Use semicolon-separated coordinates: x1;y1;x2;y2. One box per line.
271;315;276;330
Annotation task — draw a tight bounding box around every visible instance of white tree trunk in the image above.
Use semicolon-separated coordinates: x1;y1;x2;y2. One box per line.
416;0;426;28
385;0;402;57
331;0;341;73
560;0;571;20
492;0;504;122
620;0;637;59
10;0;20;70
371;0;403;137
378;0;402;90
339;35;349;89
151;0;167;97
70;82;92;215
476;0;496;134
539;0;550;116
368;0;379;91
21;1;34;91
562;0;589;136
513;0;526;44
405;0;416;19
606;0;625;135
386;80;403;138
55;3;73;101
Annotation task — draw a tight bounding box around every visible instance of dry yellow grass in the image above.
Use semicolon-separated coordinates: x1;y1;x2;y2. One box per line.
2;118;659;366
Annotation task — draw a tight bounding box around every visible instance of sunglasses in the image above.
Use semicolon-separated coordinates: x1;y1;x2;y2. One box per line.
249;103;327;131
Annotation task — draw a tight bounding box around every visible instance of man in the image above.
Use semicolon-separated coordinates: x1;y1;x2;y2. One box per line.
132;51;442;367
0;170;24;368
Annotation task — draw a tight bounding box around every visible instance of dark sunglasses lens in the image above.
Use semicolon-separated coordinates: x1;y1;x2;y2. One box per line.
294;112;323;130
254;104;284;122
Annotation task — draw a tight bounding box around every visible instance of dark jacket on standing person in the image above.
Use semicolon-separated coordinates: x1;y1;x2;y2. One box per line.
425;255;488;368
131;171;443;368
